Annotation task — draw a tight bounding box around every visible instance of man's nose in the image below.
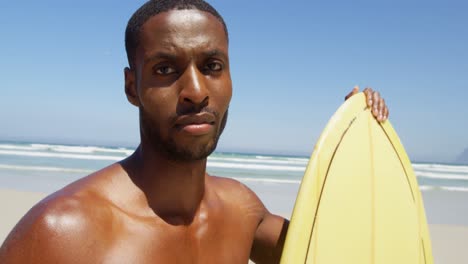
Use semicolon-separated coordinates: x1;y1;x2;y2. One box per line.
178;64;209;110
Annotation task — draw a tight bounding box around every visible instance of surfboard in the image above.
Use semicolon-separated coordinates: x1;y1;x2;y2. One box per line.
280;93;433;264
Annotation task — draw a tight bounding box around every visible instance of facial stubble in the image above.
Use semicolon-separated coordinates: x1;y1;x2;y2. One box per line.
140;108;228;162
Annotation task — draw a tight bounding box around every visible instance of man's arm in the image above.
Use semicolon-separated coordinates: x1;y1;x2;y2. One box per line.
250;212;289;264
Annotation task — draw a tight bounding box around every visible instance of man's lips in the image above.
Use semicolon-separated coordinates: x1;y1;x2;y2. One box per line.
174;113;216;135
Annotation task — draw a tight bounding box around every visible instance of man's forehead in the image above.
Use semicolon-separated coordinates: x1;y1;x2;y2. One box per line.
165;9;208;27
138;9;228;56
140;9;225;39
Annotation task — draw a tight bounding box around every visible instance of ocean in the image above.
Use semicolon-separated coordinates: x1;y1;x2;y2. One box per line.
0;141;467;194
2;140;468;226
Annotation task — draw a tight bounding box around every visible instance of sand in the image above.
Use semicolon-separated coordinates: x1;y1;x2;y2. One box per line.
0;189;47;243
430;224;468;264
1;188;467;263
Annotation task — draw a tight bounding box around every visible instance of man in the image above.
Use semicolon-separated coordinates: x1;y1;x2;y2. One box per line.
0;1;388;263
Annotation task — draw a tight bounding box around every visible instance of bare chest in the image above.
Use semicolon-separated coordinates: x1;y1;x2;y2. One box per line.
99;211;258;264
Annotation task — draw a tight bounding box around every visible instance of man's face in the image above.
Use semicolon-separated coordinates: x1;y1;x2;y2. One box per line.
126;9;232;161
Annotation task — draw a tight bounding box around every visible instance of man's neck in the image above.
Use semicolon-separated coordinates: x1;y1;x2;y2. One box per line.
125;144;208;224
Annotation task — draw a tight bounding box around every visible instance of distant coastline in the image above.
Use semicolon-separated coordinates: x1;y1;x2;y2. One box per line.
456;148;468;165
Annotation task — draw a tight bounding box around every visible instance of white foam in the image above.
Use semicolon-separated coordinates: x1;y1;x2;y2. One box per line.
233;177;301;184
415;171;468;181
440;186;468;192
419;185;436;191
286;157;310;162
0;164;92;173
51;146;97;154
207;161;305;172
0;144;46;151
255;155;273;160
94;147;134;156
413;163;468;174
14;143;101;154
30;144;56;149
0;150;124;161
254;155;309;162
208;157;308;165
404;185;468;193
50;146;133;155
10;143;134;156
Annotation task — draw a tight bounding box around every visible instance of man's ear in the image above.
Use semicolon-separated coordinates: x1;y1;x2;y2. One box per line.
124;67;140;107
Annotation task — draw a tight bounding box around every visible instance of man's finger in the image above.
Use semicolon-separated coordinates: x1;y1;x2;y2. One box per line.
372;91;380;117
344;86;359;101
364;88;373;107
378;98;385;121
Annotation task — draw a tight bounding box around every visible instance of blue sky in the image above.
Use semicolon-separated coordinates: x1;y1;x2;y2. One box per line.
0;0;467;162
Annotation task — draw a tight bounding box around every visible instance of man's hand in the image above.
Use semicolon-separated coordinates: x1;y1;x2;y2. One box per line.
345;86;389;122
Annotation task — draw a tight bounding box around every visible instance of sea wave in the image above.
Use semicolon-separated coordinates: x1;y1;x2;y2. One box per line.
440;186;468;192
208;157;308;165
0;144;46;151
415;171;468;181
0;162;467;193
413;163;468;174
419;185;435;191
33;144;134;155
254;155;309;162
31;144;96;154
207;161;305;172
0;150;124;161
233;177;301;184
0;143;134;156
50;146;133;155
0;164;92;173
418;185;468;193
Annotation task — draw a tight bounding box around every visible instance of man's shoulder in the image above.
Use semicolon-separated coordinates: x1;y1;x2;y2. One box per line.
5;188;112;240
30;163;125;231
208;175;267;213
209;175;255;196
37;186;114;227
0;167;120;262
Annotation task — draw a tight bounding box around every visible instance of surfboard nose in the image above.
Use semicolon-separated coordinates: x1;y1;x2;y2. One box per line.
280;93;433;264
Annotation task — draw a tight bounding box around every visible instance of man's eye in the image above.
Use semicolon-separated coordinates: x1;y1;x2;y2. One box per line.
155;66;176;75
205;62;223;72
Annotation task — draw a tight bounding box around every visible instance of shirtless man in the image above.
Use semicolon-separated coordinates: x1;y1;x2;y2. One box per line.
0;1;389;263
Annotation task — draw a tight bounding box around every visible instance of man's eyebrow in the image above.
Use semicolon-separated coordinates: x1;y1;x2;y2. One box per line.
144;49;228;64
144;52;177;63
203;49;228;61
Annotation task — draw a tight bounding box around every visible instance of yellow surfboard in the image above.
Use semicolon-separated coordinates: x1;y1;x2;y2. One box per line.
280;93;433;264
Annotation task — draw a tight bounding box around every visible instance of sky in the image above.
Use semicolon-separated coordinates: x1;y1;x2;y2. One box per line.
0;0;467;163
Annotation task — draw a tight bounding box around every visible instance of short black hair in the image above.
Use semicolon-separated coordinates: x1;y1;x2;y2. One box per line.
125;0;228;69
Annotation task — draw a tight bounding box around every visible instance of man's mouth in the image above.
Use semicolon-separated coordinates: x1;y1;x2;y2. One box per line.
174;113;216;136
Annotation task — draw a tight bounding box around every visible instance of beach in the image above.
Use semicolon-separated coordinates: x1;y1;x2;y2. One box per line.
2;188;468;263
1;142;468;263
